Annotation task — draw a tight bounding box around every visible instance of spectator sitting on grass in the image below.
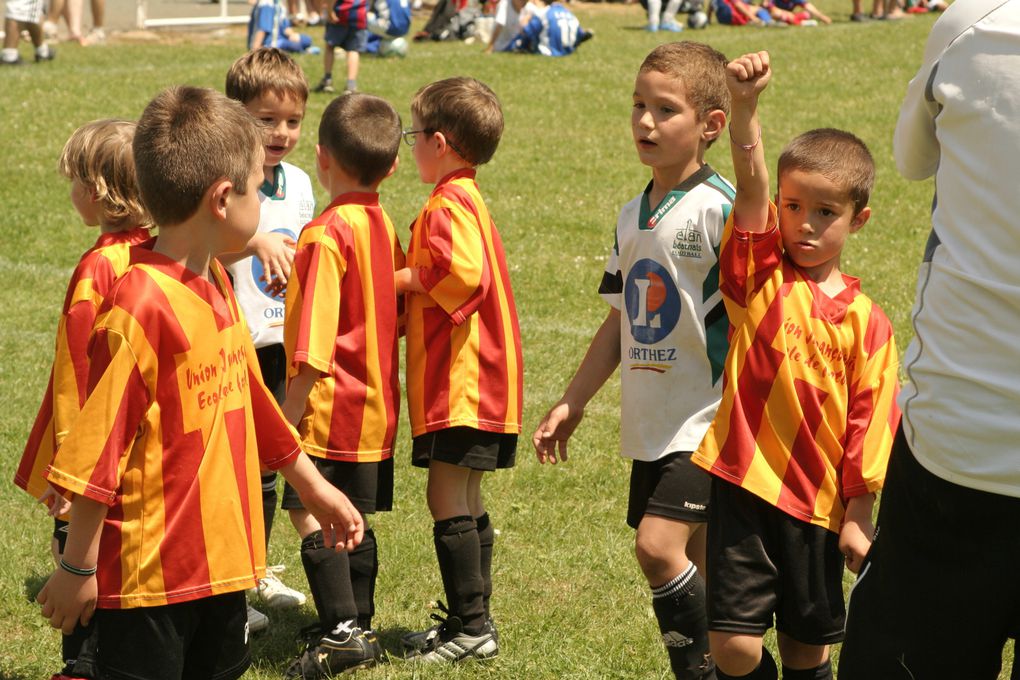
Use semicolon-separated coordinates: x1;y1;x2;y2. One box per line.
504;0;593;56
709;0;771;25
762;0;831;24
249;0;320;53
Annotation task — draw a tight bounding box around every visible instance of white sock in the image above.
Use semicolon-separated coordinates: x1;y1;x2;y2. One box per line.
36;43;51;58
2;47;18;62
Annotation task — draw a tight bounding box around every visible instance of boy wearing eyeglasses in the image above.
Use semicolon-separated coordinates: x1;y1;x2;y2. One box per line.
279;92;405;679
394;77;523;663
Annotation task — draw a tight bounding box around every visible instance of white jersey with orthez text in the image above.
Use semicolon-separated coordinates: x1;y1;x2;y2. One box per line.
599;165;734;461
226;162;316;348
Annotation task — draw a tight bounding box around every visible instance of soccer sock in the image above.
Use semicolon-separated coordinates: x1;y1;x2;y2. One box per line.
2;48;18;62
781;660;833;680
346;79;357;92
662;0;682;22
300;530;358;630
260;473;277;552
716;647;778;680
650;563;713;679
433;515;486;635
475;512;494;619
348;527;378;630
646;0;662;26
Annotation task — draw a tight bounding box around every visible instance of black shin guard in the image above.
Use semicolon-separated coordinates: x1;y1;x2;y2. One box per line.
348;527;378;630
261;473;277;551
433;515;486;634
651;563;714;679
300;529;358;629
716;647;778;680
781;660;832;680
475;513;494;619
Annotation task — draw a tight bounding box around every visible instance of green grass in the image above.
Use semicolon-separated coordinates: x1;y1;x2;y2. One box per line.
1;3;1013;677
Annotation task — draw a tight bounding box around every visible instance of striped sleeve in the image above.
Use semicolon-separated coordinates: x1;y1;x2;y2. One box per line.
247;338;302;469
417;196;490;326
719;203;782;312
840;310;900;498
288;226;347;376
598;228;622;309
46;325;150;506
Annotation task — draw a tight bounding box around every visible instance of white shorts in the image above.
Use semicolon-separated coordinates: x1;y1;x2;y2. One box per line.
5;0;46;24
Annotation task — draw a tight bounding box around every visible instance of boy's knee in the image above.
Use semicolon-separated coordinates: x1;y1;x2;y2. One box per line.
634;529;688;583
776;633;828;670
710;632;764;676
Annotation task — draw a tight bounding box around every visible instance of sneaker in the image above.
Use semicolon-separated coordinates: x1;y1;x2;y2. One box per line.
43;20;59;39
84;27;106;45
35;45;55;62
576;29;594;46
401;601;500;653
247;604;270;634
644;23;659;32
313;76;335;94
849;12;871;21
660;20;684;32
252;565;307;608
406;615;498;663
1;56;23;66
284;621;378;678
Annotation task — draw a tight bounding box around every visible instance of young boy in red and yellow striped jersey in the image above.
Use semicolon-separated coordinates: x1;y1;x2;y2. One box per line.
36;86;364;680
396;77;523;663
14;118;152;680
691;52;900;680
279;92;404;678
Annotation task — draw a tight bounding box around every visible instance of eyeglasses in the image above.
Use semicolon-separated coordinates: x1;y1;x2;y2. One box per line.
402;128;429;146
401;127;469;161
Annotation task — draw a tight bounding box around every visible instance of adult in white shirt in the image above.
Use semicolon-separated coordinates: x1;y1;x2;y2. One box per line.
840;2;1020;678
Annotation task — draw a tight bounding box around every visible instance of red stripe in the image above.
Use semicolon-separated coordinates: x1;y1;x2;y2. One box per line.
294;239;324;373
422;306;453;428
157;429;211;597
225;407;256;576
98;501;124;608
367;209;400;450
14;374;54;492
775;378;828;518
418;206;454;292
330;218;370;454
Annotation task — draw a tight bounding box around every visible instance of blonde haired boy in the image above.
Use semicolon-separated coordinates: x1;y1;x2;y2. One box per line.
37;86;363;680
534;41;733;679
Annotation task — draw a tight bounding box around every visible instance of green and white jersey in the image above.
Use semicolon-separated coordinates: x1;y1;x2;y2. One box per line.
226;162;316;348
599;165;734;461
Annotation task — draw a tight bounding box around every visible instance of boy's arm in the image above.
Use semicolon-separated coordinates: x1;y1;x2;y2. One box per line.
281;362;320;427
839;492;875;574
532;308;621;464
802;2;831;23
394;267;426;294
413;203;489;325
219;232;297;295
726;51;772;234
277;453;364;551
37;495;107;634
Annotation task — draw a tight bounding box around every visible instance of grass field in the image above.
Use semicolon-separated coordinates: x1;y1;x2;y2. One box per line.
1;2;1013;678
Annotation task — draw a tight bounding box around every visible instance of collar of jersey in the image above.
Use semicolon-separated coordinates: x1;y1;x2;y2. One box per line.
639;164;716;231
261;164;287;201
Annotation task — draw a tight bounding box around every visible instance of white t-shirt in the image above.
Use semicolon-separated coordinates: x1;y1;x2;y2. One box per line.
894;0;1020;497
226;162;316;348
492;0;528;51
600;166;734;461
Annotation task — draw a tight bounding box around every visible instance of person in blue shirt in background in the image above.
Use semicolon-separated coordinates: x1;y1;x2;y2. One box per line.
505;0;592;56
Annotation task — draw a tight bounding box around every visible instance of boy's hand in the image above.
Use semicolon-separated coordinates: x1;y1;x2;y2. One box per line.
39;484;72;518
37;569;97;635
297;477;365;552
251;231;297;296
532;401;584;465
838;517;873;574
726;51;771;102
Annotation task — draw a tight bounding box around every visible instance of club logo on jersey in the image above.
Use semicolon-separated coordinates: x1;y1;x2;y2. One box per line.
672;219;704;259
251;228;297;300
625;258;681;350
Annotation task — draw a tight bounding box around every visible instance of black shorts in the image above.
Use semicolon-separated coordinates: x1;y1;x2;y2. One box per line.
840;427;1020;680
95;591;249;680
706;478;845;645
411;426;517;471
282;456;393;515
255;343;286;405
324;23;368;51
626;451;711;529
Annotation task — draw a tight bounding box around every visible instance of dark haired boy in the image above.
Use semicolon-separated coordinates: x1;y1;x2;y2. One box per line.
534;41;733;679
280;92;405;678
692;52;899;680
36;85;364;680
395;76;523;663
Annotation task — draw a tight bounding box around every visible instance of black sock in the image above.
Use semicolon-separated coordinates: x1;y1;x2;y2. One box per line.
433;515;486;635
300;529;358;630
475;513;494;619
651;563;714;679
62;620;98;677
716;647;778;680
261;473;277;552
348;527;377;630
781;660;832;680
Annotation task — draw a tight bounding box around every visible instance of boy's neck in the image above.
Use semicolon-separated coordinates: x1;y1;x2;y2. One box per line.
434;158;475;184
648;159;705;207
151;220;215;278
325;172;380;202
811;260;848;297
98;222;139;235
263;163;280;187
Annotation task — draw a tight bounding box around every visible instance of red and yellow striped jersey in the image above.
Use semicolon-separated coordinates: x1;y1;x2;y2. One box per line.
692;205;900;532
284;192;404;462
15;227;152;503
46;248;301;609
404;169;523;437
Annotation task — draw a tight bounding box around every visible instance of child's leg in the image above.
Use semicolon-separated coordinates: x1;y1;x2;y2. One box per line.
66;0;83;41
345;49;359;91
3;18;21;51
710;633;777;679
323;45;334;78
466;470;493;620
290;508;359;629
427;461;486;635
347;524;377;630
776;634;831;679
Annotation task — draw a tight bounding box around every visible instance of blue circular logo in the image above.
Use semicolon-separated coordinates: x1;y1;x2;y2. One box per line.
624;258;681;344
250;228;296;300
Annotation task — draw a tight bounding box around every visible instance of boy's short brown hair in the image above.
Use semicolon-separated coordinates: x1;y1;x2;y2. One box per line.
411;77;503;166
778;128;875;214
59;119;151;230
319;93;401;187
225;47;309;106
134;86;263;227
639;41;731;119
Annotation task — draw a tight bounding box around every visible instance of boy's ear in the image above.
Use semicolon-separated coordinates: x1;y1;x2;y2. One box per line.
316;144;331;173
208;178;233;221
702;109;726;143
385;155;399;179
849;206;871;232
